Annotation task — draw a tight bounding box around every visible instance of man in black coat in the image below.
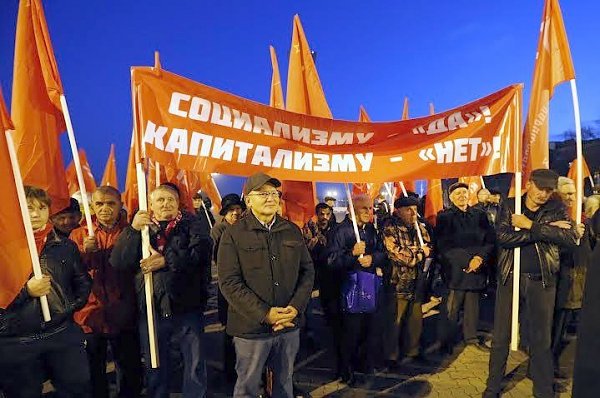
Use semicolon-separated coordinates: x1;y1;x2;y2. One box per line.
110;184;212;398
435;182;496;352
0;186;92;397
217;172;314;398
484;169;577;398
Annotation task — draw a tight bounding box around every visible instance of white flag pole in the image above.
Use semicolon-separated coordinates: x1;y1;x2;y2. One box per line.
399;182;408;197
136;162;160;368
589;176;595;188
480;176;487;190
384;182;424;247
155;161;161;188
59;95;93;237
5;130;51;322
344;183;361;244
201;201;213;229
570;79;583;223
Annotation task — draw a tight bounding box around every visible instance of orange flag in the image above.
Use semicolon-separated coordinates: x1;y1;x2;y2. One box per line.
269;46;285;110
521;0;575;184
11;0;70;214
459;176;483;206
567;157;591;220
101;144;118;188
66;149;97;196
353;106;381;200
281;15;325;227
402;97;409;120
0;87;34;309
122;131;139;216
424;179;444;227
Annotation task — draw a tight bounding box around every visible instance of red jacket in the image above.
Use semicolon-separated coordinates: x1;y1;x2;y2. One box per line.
71;216;137;334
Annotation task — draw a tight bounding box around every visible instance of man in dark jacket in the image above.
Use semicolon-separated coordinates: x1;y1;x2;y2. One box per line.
382;196;433;365
328;194;387;384
0;186;92;397
484;169;578;398
50;197;83;239
436;182;495;352
110;184;212;398
210;193;245;381
71;186;141;398
218;172;314;398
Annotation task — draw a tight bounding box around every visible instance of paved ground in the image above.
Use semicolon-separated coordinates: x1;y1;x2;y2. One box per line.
44;279;575;397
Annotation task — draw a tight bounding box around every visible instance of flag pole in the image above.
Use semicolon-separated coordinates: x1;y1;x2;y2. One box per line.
570;79;583;223
155;161;161;188
480;176;487;190
5;130;51;322
59;95;94;237
136;162;160;368
510;91;523;351
201;201;213;229
384;182;424;247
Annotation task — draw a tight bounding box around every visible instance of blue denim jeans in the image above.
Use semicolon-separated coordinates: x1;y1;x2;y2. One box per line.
233;329;300;398
139;312;206;398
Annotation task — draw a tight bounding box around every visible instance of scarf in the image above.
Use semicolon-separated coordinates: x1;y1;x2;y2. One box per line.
34;223;54;255
151;211;183;253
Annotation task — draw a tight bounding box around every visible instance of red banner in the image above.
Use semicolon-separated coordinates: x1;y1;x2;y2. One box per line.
132;68;522;182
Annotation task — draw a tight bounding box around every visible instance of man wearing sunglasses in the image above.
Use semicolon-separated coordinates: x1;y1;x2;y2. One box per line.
218;172;314;398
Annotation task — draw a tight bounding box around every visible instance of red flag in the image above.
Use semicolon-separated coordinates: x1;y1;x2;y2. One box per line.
424;179;444;227
66;149;97;196
11;0;70;214
0;87;34;309
100;144;118;188
521;0;575;185
269;46;285;110
402;97;409;120
281;15;325;227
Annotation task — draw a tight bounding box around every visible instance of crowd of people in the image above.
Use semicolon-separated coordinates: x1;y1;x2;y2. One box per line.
1;167;599;398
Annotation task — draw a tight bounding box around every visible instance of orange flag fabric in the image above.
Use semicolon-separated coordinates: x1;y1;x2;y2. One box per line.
521;0;575;185
567;157;591;220
353;106;382;200
101;144;118;188
122;131;139;216
0;87;34;309
459;176;483;206
402;97;409;120
269;46;285;110
66;149;97;196
424;179;444;226
11;0;70;214
280;15;326;227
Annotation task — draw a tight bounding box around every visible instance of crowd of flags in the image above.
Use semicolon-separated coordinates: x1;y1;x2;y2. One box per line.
0;0;594;313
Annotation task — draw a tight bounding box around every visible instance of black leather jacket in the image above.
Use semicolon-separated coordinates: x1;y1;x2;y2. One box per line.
497;197;577;287
0;230;91;338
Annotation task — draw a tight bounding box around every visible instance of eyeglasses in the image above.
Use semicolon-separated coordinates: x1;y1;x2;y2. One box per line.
248;191;282;199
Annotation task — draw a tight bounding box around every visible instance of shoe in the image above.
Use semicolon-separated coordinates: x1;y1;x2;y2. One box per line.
340;370;356;386
466;341;490;352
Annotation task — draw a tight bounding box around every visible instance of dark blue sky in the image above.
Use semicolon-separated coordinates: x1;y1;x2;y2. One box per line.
1;0;598;197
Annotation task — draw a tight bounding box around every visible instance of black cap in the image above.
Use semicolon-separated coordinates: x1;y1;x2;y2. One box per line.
394;196;419;208
219;193;245;216
242;172;281;196
530;169;559;190
55;197;81;215
448;182;469;195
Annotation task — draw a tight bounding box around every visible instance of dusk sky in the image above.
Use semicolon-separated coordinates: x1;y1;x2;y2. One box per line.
1;0;599;197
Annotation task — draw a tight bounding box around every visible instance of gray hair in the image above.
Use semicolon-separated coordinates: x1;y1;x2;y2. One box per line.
557;176;575;189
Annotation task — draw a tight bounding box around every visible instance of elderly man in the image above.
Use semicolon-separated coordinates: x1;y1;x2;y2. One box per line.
51;197;83;239
0;186;91;397
218;172;314;398
110;184;212;398
552;177;590;380
70;186;141;398
484;169;578;398
382;196;433;366
436;182;496;353
210;193;245;381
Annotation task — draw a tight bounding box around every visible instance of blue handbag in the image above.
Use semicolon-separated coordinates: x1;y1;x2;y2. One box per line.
341;270;382;313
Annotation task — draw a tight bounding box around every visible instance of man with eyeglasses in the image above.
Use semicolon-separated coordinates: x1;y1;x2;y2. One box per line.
218;172;314;398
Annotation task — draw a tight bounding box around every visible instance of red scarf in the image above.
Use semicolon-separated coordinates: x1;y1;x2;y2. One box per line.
34;224;54;254
152;211;183;253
